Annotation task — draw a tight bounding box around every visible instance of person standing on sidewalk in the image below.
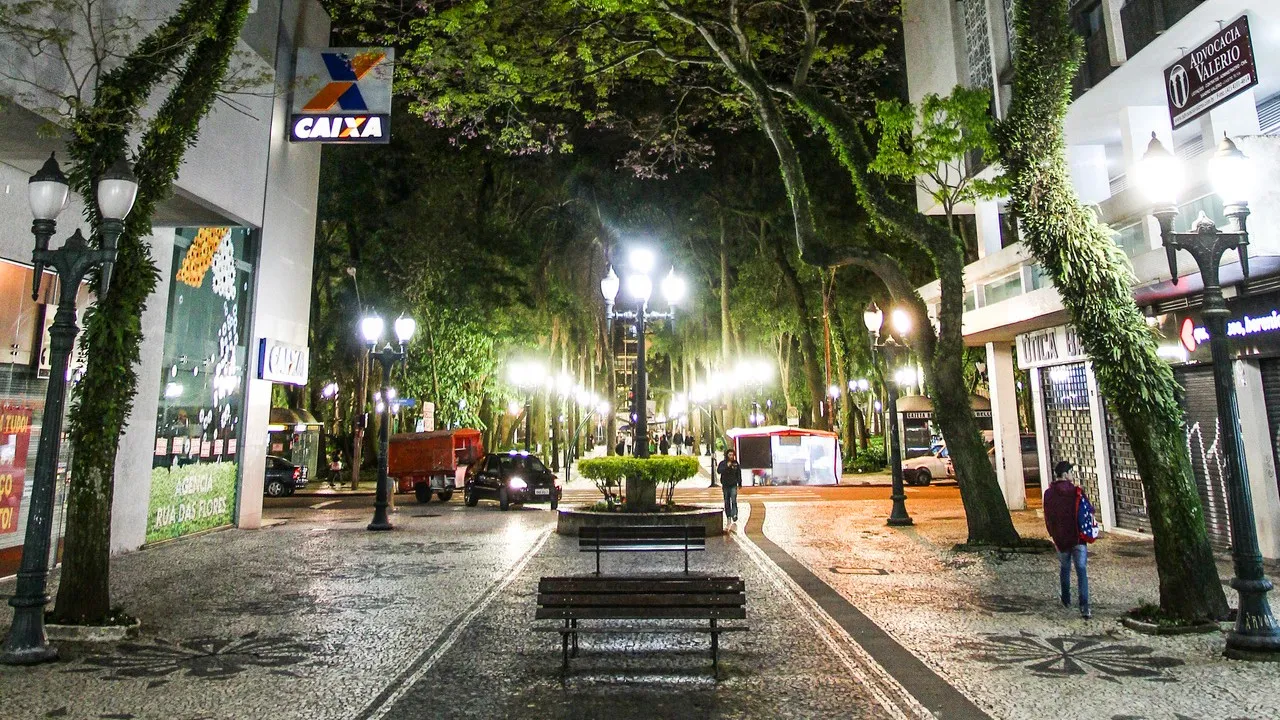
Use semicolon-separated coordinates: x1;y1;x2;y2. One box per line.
327;454;343;490
1044;461;1093;619
717;450;742;528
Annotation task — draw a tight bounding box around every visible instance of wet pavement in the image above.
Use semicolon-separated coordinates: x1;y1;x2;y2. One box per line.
2;489;1276;719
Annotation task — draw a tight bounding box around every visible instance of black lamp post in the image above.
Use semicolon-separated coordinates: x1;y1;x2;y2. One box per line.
360;314;414;532
2;153;138;665
864;302;914;528
600;249;685;461
1139;133;1280;661
507;360;547;451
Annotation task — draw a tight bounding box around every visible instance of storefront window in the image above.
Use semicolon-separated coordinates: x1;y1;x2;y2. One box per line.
147;228;256;543
0;260;85;577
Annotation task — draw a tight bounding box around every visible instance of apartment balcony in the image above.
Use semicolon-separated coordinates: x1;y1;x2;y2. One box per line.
1072;29;1117;99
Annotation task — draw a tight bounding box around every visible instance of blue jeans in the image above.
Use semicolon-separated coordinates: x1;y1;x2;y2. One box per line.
1058;545;1089;612
722;484;738;521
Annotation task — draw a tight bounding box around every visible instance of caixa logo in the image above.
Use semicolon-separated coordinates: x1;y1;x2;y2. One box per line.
291;114;388;141
289;48;393;144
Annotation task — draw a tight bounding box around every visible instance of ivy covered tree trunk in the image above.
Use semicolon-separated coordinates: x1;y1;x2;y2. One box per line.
790;87;1021;546
53;0;251;624
998;0;1227;619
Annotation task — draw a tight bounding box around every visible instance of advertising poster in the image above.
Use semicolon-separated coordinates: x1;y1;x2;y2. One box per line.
0;405;32;534
146;462;238;543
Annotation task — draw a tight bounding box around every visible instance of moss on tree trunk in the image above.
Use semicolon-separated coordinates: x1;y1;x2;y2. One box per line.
997;0;1227;620
53;0;251;624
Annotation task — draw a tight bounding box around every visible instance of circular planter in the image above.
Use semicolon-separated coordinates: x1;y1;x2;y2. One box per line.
44;617;141;643
1121;615;1220;636
556;505;725;537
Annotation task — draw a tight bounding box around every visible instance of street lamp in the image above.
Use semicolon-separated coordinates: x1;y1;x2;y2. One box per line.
690;382;721;486
507;360;547;451
865;301;913;528
3;152;137;666
360;313;414;531
1138;133;1280;660
600;251;684;461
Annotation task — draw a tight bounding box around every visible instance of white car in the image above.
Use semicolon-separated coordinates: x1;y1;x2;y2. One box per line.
902;447;952;486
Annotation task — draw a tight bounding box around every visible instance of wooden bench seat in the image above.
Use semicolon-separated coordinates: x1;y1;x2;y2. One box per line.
535;575;747;673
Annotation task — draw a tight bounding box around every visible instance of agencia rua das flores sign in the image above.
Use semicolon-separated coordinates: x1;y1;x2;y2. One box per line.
1164;15;1257;129
290;48;394;143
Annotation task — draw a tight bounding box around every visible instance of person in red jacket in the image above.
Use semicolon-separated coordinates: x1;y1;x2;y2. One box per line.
1044;461;1091;619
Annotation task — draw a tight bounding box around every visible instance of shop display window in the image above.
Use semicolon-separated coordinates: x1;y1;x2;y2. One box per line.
148;228;256;543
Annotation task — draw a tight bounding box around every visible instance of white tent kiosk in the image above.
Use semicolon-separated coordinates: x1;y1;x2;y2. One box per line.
725;425;842;486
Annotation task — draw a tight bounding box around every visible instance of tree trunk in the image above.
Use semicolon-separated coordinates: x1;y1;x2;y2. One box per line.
999;0;1227;620
719;216;737;429
54;0;249;623
765;234;826;423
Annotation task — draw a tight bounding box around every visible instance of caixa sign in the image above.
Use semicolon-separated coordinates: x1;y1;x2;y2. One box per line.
290;48;393;144
291;114;388;142
258;339;309;385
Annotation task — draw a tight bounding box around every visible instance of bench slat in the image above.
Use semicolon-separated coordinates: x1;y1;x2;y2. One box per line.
539;593;745;607
532;626;749;634
539;578;743;594
581;543;711;548
578;526;707;537
535;607;747;620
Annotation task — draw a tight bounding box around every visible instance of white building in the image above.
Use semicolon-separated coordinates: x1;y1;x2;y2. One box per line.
0;0;330;577
903;0;1280;556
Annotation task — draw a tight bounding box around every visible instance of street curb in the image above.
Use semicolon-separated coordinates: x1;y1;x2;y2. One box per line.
742;501;993;720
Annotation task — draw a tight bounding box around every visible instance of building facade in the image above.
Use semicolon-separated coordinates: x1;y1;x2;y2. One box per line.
0;0;330;576
902;0;1280;557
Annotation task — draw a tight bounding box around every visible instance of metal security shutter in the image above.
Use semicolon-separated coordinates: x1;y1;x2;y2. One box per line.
1104;400;1149;532
1259;92;1280;136
1175;366;1233;552
1040;362;1101;506
1259;360;1280;501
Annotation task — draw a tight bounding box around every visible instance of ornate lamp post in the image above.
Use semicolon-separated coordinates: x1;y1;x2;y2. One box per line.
507;360;547;451
600;248;684;460
864;302;914;528
2;153;138;665
360;314;414;531
1138;133;1280;661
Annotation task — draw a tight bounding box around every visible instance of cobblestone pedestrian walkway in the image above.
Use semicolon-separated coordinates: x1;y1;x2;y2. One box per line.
366;519;926;720
759;497;1280;720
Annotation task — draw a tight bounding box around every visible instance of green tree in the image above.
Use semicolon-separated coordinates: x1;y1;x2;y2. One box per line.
995;0;1227;620
869;87;1007;250
0;0;254;623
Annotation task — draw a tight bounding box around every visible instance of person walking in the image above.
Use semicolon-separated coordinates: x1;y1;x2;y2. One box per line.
1043;461;1097;619
717;449;742;529
326;453;343;490
659;434;671;455
672;431;684;455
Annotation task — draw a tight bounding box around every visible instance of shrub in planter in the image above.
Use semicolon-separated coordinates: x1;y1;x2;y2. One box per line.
578;456;700;511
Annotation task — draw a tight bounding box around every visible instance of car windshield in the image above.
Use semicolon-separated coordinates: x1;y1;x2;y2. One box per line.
499;455;546;474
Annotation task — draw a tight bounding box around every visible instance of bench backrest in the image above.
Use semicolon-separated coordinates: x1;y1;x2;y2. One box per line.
578;524;707;552
536;576;746;620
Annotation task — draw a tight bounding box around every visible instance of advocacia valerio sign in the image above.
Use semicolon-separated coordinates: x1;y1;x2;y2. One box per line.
1163;15;1257;129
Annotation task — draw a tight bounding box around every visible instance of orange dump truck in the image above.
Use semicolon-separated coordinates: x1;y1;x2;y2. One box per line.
388;428;485;503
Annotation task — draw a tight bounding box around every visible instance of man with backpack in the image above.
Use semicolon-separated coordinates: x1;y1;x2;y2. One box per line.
1043;461;1099;619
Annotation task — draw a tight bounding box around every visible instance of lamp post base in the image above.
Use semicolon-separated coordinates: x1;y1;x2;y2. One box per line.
367;520;394;532
887;515;915;527
0;605;59;666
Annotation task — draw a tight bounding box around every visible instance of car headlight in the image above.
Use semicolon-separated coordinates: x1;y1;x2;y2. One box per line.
508;476;527;490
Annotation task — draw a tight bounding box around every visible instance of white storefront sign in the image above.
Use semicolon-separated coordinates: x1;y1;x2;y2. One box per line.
1015;324;1087;369
256;338;309;384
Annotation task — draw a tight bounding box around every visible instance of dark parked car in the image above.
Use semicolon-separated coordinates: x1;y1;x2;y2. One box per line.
264;455;305;497
463;451;561;511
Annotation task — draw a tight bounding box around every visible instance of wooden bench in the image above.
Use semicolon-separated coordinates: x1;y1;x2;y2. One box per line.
578;524;707;575
535;575;748;672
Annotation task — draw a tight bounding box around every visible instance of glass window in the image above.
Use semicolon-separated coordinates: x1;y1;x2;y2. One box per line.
0;260;88;577
983;273;1024;305
1112;220;1147;258
148;228;255;544
1174;194;1225;233
964;288;978;313
1028;264;1051;291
